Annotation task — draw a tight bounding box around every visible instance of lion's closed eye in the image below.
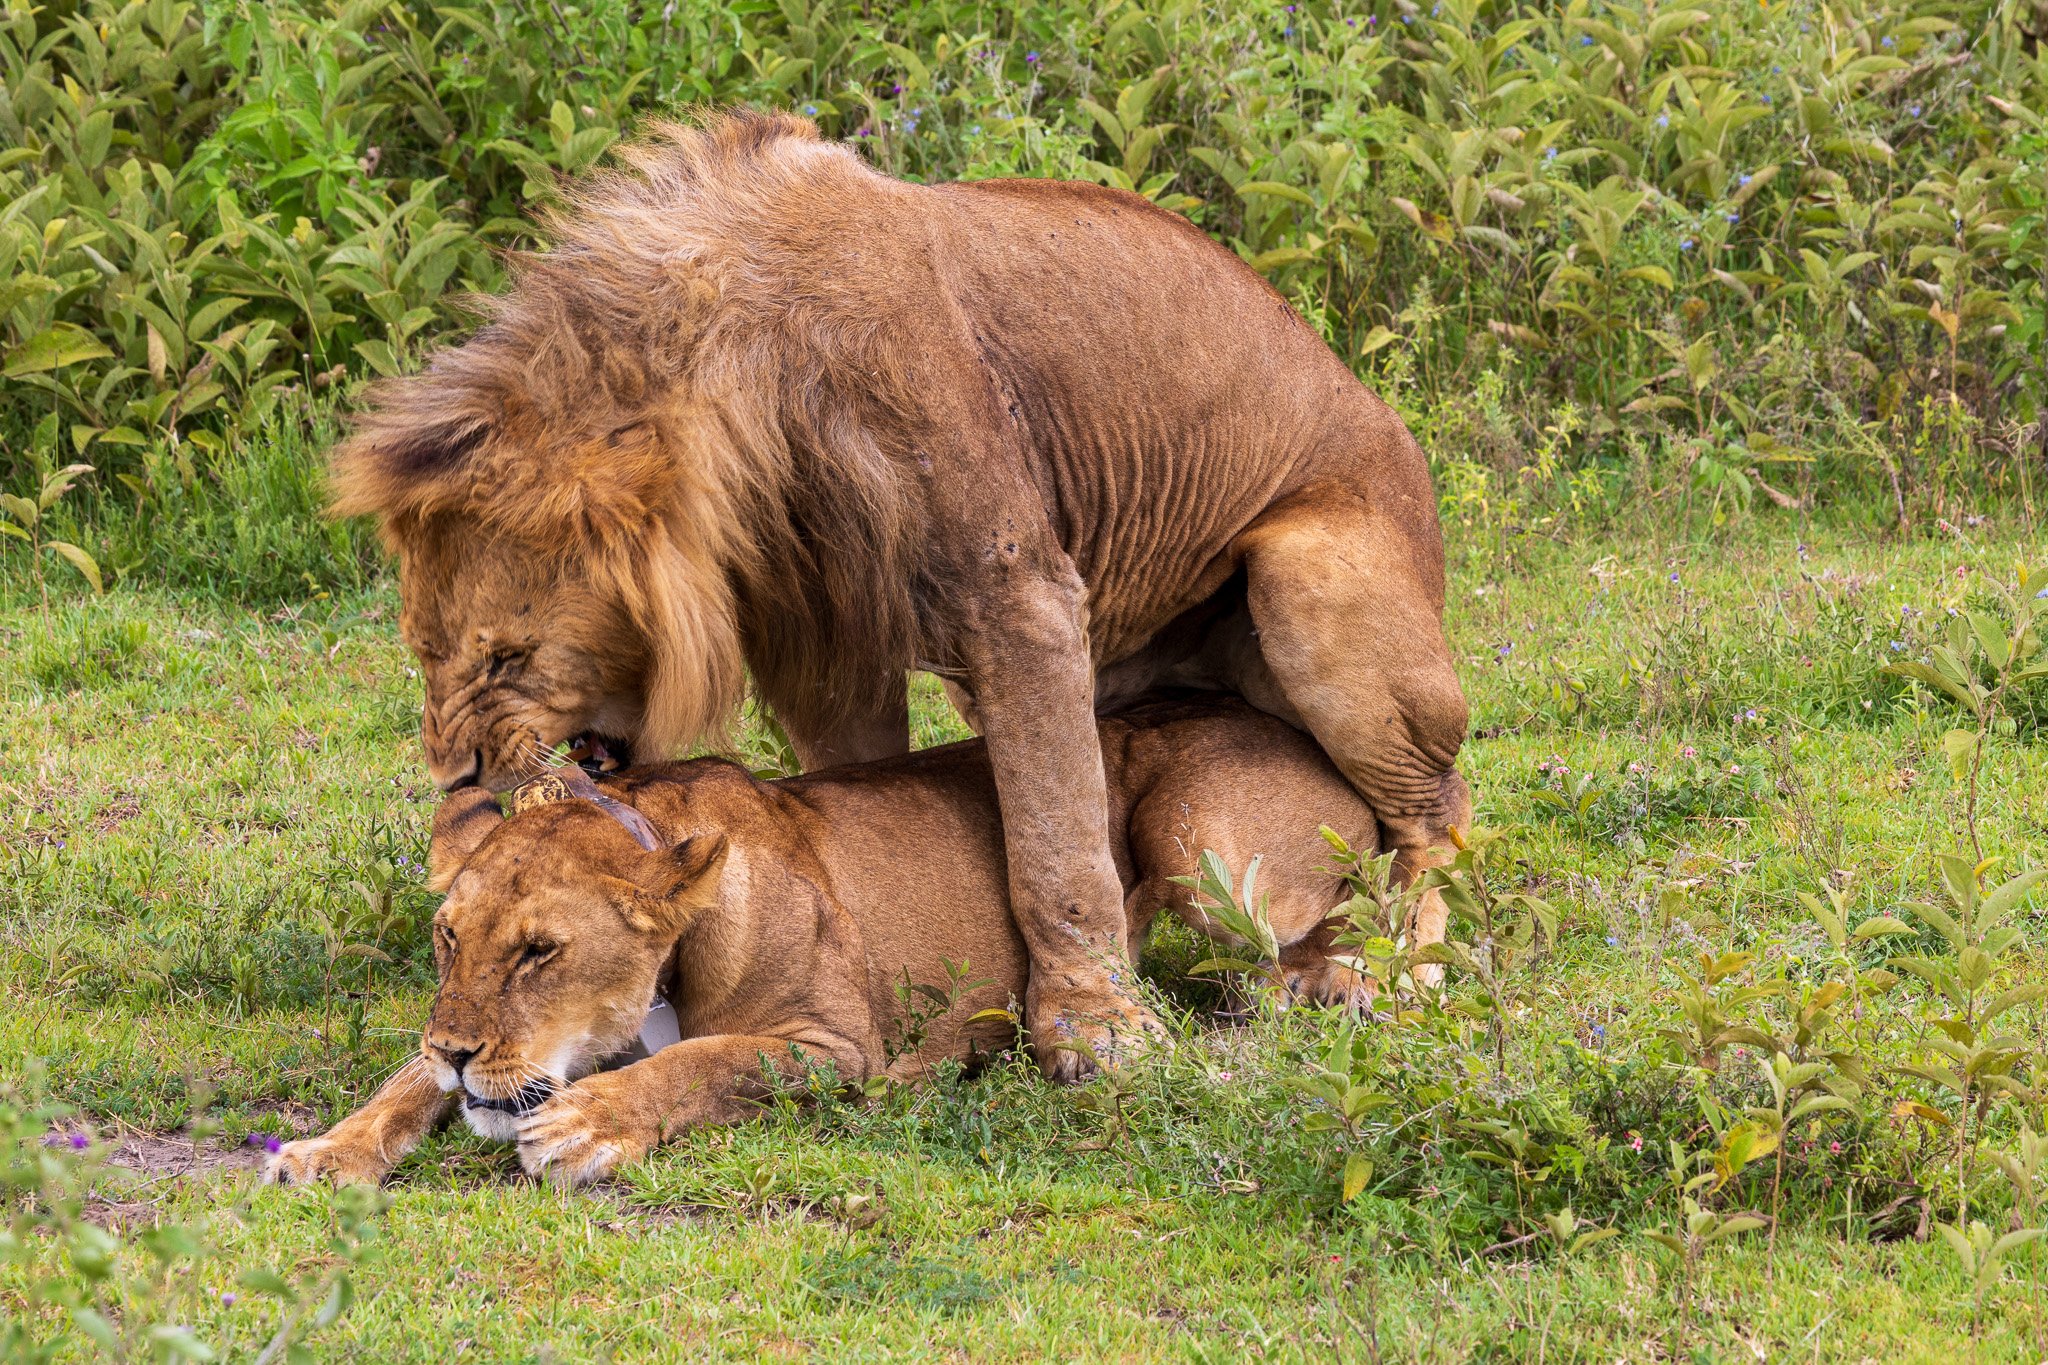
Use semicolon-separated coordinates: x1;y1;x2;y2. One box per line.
516;940;559;971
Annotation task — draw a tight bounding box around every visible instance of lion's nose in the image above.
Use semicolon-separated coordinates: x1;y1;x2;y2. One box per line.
430;747;483;792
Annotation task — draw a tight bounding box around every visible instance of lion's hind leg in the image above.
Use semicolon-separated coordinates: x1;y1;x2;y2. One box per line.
1233;486;1472;966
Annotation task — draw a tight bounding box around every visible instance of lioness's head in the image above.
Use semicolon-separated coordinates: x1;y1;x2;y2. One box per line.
420;781;728;1140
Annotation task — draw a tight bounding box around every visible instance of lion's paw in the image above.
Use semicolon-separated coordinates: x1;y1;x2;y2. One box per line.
1278;952;1378;1013
1028;978;1166;1083
263;1134;392;1188
514;1086;649;1186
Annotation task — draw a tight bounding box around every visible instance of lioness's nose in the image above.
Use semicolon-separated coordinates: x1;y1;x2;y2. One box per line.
430;1040;479;1075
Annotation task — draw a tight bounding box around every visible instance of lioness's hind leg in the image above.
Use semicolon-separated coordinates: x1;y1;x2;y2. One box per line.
1235;487;1471;961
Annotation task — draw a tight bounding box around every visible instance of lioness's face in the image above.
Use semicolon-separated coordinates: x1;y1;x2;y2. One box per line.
397;522;651;793
421;793;727;1140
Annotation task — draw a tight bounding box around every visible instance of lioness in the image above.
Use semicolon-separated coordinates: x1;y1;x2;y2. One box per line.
328;111;1471;1077
266;700;1410;1188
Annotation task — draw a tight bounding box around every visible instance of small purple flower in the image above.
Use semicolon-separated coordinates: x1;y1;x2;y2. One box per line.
1881;35;1894;48
1025;51;1040;64
803;103;818;116
1545;147;1558;161
1656;113;1669;128
1580;35;1594;46
1283;24;1295;36
1890;640;1907;652
1669;570;1681;583
70;1132;90;1150
891;82;903;94
1738;173;1752;187
1725;212;1739;224
1496;641;1513;662
1908;104;1922;118
265;1136;282;1155
1743;708;1758;722
1760;95;1772;105
1589;1023;1606;1044
1680;238;1695;251
1604;935;1619;947
1772;64;1782;74
220;1293;237;1307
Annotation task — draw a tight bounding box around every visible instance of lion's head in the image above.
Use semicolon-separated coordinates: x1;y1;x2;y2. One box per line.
419;779;728;1140
329;111;927;792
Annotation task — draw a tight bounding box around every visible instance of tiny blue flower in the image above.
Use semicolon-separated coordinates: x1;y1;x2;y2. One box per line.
1656;113;1669;128
2034;587;2048;600
1545;147;1558;161
1725;212;1739;224
1670;571;1681;583
1760;95;1772;105
1283;24;1295;36
1680;238;1695;251
1772;64;1782;74
1890;640;1907;651
1401;13;1411;22
1881;35;1894;48
1025;51;1040;64
803;104;818;116
1496;642;1513;661
1590;1023;1607;1044
1739;173;1752;187
1908;104;1922;118
1605;935;1619;947
70;1132;89;1150
1580;34;1594;46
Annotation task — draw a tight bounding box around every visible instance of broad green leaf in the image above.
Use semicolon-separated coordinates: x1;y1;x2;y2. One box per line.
45;540;104;592
1342;1151;1372;1202
4;323;114;376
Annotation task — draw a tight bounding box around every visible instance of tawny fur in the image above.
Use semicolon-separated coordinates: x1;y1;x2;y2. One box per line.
265;700;1387;1188
326;109;1471;1080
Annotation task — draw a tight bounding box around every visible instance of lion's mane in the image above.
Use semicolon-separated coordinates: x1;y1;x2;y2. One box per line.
329;111;936;750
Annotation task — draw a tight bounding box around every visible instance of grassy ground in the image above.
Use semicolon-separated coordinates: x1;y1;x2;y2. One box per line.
5;504;2048;1361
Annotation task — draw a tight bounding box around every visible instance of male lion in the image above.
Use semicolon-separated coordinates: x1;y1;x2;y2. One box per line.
328;111;1470;1079
265;699;1398;1187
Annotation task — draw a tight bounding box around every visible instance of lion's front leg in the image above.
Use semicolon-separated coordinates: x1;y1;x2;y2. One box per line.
265;1058;456;1187
957;570;1161;1082
514;1034;852;1186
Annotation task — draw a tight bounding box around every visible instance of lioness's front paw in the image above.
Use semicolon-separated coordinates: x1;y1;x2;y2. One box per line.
515;1084;650;1186
263;1134;392;1187
1028;978;1166;1083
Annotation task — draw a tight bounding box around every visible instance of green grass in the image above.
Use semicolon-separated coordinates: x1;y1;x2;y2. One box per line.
5;506;2048;1360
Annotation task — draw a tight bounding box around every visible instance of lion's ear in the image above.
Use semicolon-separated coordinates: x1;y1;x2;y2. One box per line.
427;788;505;891
328;411;492;523
622;833;730;934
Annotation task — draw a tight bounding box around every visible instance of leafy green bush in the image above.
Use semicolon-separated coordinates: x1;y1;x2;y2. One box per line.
2;0;2044;577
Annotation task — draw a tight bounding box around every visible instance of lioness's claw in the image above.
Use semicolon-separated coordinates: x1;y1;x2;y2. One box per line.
515;1091;644;1186
263;1135;392;1188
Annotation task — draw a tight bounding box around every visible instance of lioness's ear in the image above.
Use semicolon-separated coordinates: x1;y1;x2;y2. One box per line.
624;833;731;934
427;788;506;891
